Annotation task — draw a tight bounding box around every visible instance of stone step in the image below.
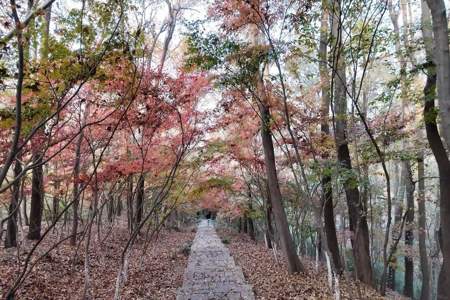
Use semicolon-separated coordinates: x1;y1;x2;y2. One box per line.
177;220;255;300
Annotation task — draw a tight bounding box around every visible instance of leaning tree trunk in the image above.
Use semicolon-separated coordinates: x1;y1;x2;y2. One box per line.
423;1;450;298
5;159;22;247
331;0;373;285
259;100;305;273
265;180;274;249
423;65;450;300
250;20;304;273
319;0;342;274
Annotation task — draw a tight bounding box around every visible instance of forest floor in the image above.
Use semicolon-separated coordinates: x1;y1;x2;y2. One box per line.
218;228;403;300
0;224;195;299
1;222;405;300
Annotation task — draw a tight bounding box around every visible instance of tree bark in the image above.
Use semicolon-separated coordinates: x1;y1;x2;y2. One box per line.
404;161;415;297
331;0;373;285
71;128;84;246
319;0;342;274
52;177;60;224
22;178;28;226
264;180;274;248
247;201;255;241
388;203;403;291
258;98;305;274
242;215;248;234
126;175;134;232
425;0;450;149
134;174;144;228
423;67;450;300
417;153;431;300
27;153;44;240
5;159;22;247
422;1;450;298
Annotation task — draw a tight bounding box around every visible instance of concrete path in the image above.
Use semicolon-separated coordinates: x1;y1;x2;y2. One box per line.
177;220;254;300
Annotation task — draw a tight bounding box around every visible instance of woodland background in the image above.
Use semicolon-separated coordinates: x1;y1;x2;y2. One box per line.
1;0;450;299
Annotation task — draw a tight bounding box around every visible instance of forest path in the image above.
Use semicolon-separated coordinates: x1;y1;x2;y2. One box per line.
177;220;254;300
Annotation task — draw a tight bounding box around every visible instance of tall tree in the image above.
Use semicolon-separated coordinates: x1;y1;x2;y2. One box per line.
425;0;450;148
257;91;305;274
253;31;304;271
331;0;373;286
319;0;342;274
27;4;52;241
423;1;450;298
418;7;432;300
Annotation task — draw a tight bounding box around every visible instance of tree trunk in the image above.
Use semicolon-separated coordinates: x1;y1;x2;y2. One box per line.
22;182;28;226
425;0;450;148
423;60;450;300
248;202;255;241
331;1;373;285
71;128;84;246
52;178;60;224
126;175;134;232
404;161;415;297
258;99;305;274
107;192;114;223
319;0;342;274
242;215;248;234
5;159;22;247
134;174;144;228
27;153;44;240
422;2;450;298
387;162;402;291
417;153;431;300
116;196;122;216
388;203;403;291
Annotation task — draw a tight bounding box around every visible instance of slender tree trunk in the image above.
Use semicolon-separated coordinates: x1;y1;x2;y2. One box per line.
422;2;450;298
258;98;305;274
388;203;403;291
388;162;401;291
331;1;373;285
71;129;84;246
404;161;415;297
116;196;122;216
5;159;22;247
242;215;248;234
319;0;342;273
108;191;114;223
425;0;450;148
21;177;28;226
248;201;255;241
27;153;44;240
134;174;144;228
265;183;274;249
417;153;430;300
126;175;134;232
423;68;450;300
52;178;60;223
27;3;52;242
